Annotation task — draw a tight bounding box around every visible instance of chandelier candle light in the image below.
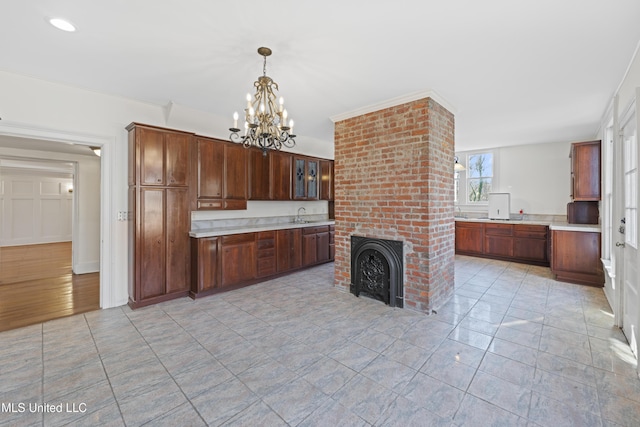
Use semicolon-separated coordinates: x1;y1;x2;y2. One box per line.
230;47;296;156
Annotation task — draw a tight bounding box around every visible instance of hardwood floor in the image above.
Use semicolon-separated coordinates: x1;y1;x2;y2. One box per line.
0;242;100;332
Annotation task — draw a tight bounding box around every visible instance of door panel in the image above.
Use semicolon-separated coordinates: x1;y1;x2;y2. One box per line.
621;105;638;358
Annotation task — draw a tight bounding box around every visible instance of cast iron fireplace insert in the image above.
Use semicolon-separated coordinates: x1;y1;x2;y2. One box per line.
350;236;403;308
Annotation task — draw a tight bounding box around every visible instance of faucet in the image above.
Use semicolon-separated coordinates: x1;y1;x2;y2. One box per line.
296;207;306;223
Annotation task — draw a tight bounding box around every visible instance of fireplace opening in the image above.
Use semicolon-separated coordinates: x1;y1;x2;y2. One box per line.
350;236;403;308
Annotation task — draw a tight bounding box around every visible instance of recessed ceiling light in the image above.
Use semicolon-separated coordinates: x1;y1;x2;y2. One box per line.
48;18;76;32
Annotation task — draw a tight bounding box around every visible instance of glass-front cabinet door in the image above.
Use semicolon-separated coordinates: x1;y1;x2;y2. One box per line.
307;160;318;199
294;157;319;200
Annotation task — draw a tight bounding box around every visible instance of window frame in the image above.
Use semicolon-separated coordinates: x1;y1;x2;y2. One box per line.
455;150;496;206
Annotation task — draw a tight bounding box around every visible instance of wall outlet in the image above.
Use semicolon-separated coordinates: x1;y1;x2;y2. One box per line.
117;211;128;221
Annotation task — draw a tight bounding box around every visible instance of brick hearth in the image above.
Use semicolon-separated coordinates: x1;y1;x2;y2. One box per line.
333;97;455;313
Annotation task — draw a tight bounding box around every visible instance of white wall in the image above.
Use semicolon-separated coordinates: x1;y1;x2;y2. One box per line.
456;140;572;215
0;70;334;308
0;169;73;246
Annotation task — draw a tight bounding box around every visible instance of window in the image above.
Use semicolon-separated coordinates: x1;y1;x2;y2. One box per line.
467;152;493;203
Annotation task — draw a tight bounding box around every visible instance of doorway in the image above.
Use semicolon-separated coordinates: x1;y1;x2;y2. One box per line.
0;140;101;331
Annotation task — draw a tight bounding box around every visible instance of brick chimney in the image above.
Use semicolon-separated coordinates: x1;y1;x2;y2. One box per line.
333;97;455;313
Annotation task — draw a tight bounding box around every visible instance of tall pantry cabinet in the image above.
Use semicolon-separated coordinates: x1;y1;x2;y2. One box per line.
128;123;193;308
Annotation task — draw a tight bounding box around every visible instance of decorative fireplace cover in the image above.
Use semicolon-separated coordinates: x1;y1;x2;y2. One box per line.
350;236;403;308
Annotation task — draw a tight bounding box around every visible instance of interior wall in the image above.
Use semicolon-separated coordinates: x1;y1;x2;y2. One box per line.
0;168;73;246
456;140;572;215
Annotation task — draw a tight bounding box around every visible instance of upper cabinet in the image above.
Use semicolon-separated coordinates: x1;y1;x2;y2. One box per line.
571;140;601;201
320;159;334;201
271;150;293;200
193;137;247;210
128;124;191;187
294;156;319;200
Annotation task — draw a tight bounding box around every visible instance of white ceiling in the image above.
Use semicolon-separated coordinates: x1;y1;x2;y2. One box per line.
1;0;640;153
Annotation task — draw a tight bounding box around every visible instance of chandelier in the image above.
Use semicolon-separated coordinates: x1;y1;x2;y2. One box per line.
229;47;296;156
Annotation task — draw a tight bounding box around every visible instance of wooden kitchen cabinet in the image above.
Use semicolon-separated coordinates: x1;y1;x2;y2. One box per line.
294;156;319;200
455;221;550;266
571;140;601;201
190;236;220;297
455;221;484;255
484;223;514;258
128;123;192;309
128;124;191;187
320;160;334;201
257;231;276;277
223;143;248;202
276;228;302;272
302;225;331;266
130;187;191;306
513;224;548;264
221;233;256;287
551;229;604;286
193;137;248;210
248;148;271;200
329;225;335;261
271;150;293;200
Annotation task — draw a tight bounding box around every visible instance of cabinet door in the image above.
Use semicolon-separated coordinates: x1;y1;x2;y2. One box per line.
307;160;319;200
192;237;218;293
139;127;165;186
276;229;292;272
316;231;330;262
303;234;317;266
572;141;601;201
248;149;272;200
484;235;514;257
320;160;333;201
514;238;547;262
289;228;302;270
165;132;190;186
271;151;292;200
221;239;256;287
165;188;190;294
294;157;306;199
197;138;224;199
455;222;484;254
224;143;248;200
139;188;165;299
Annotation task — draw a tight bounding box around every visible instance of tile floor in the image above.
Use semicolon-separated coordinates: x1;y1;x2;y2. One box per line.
1;255;640;426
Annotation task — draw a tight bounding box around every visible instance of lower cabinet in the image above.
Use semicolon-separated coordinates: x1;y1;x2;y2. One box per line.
257;231;276;277
551;229;604;286
484;224;514;258
221;233;256;287
455;221;484;255
190;224;333;298
276;228;302;273
303;225;331;266
129;187;190;308
190;237;219;297
455;221;549;266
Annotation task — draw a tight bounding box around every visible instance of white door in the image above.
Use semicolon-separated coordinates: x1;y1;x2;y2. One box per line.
619;103;639;359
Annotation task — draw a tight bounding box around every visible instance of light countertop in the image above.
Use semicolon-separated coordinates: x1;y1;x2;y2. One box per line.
454;217;600;233
189;220;335;238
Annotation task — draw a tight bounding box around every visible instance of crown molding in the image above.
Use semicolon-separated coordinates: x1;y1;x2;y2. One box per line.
329;89;457;123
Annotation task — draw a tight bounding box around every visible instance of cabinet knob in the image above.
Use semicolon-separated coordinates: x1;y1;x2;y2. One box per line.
157;179;162;183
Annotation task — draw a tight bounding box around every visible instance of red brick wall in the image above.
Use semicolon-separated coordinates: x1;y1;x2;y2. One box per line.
333;97;455;313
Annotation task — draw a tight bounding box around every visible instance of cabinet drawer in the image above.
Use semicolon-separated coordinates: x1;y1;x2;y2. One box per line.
485;223;513;236
514;224;547;239
303;225;330;235
222;233;255;245
257;257;276;277
224;199;247;210
197;200;223;210
257;248;275;258
257;231;276;240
